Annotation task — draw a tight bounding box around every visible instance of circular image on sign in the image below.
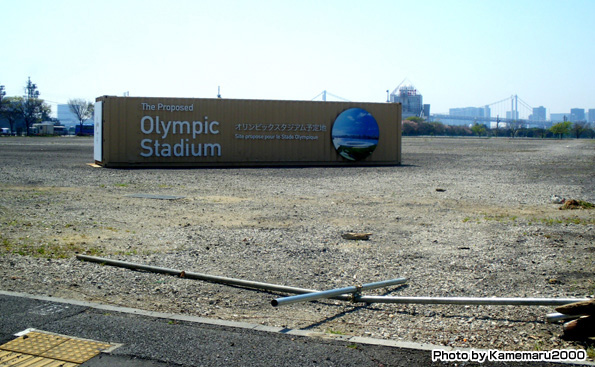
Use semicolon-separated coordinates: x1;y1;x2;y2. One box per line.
331;108;379;161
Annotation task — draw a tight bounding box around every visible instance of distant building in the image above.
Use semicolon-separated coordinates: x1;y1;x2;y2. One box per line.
443;106;491;126
506;110;519;120
389;84;430;119
588;109;595;123
550;113;568;123
529;106;546;121
422;104;431;119
570;108;585;122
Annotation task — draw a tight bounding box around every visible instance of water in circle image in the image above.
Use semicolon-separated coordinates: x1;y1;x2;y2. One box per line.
331;108;380;161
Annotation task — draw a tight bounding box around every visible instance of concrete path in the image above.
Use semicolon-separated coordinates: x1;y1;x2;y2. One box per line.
0;291;586;366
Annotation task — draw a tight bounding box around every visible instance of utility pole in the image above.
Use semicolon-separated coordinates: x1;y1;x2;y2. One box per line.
25;77;40;100
23;77;41;136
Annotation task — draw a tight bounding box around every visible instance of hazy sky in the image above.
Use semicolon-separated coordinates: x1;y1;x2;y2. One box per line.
1;0;593;117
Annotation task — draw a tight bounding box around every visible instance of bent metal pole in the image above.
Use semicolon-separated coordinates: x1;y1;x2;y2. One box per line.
76;254;319;295
76;254;401;302
77;255;587;307
271;278;408;307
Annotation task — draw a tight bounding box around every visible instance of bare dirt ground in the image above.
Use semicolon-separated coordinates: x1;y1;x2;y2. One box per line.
0;136;593;356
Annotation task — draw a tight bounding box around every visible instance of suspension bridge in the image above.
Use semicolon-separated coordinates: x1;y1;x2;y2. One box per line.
312;89;548;127
431;95;547;127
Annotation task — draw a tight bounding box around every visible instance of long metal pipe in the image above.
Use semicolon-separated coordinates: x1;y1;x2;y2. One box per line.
353;296;589;306
271;278;408;307
77;254;320;295
76;255;385;302
77;255;588;307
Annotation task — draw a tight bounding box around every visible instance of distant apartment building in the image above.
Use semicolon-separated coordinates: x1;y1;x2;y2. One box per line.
443;106;490;126
588;109;595;123
550;113;568;123
529;106;546;121
570;108;585;122
389;84;430;119
506;110;519;120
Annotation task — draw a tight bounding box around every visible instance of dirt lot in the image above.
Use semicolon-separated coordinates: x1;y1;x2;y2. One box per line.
0;136;593;355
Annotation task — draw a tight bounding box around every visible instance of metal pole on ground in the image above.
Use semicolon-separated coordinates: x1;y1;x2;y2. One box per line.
77;255;588;308
352;296;589;306
77;255;406;302
271;278;408;307
77;254;318;295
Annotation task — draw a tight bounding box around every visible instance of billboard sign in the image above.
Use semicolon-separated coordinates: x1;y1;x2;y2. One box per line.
95;96;401;167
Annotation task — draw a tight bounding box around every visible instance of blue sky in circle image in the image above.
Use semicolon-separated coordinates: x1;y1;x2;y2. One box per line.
331;108;379;161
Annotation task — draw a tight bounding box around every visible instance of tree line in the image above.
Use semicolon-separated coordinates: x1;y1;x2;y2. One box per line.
403;116;595;139
0;78;93;136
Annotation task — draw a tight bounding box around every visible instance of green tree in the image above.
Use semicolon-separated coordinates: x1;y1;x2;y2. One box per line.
67;99;94;135
527;127;549;139
570;121;588;139
405;116;425;123
0;96;24;134
471;123;487;136
507;120;525;138
430;121;446;135
549;121;572;139
22;78;51;135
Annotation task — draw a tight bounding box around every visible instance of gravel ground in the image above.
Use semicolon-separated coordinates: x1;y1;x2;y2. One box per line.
0;136;594;356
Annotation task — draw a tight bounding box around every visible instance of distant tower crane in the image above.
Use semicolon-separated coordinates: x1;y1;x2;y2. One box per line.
311;90;350;102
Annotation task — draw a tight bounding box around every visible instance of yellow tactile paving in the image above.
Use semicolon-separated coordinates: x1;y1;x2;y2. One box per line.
0;332;68;355
0;330;113;366
0;351;78;366
40;338;112;364
0;351;24;365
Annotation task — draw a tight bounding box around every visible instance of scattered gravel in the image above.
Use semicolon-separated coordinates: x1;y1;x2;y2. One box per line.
0;136;594;354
